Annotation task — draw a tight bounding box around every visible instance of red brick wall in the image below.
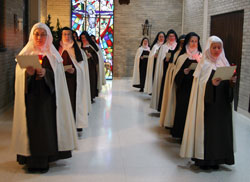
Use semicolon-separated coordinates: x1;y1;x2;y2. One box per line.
0;0;24;113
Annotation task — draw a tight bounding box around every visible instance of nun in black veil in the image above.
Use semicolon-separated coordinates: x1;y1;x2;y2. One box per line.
150;29;178;111
158;34;185;111
132;37;150;91
80;31;100;103
171;32;202;138
55;27;89;131
144;31;165;94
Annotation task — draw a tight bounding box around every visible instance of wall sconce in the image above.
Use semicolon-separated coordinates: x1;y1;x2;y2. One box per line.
14;14;23;33
142;20;151;36
18;18;23;31
141;19;152;41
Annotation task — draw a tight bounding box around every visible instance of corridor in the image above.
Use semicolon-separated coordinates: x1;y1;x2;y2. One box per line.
0;78;250;182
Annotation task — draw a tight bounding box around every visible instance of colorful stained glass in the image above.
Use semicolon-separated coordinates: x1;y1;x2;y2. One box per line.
72;0;114;79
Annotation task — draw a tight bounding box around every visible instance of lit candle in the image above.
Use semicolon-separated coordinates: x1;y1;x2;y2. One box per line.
38;54;43;65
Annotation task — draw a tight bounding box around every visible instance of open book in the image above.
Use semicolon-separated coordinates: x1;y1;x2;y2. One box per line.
16;55;42;69
64;65;73;71
212;65;237;80
166;52;172;59
188;63;198;70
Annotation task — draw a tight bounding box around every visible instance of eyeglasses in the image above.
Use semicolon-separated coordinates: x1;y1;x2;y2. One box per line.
33;33;47;37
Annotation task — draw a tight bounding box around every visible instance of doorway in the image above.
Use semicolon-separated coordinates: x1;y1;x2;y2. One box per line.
210;10;244;111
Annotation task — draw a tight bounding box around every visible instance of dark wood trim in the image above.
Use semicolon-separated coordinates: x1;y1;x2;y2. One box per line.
23;0;29;45
0;0;5;50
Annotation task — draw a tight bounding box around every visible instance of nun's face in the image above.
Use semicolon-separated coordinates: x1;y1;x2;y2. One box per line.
33;28;47;47
142;39;148;47
188;36;198;49
158;33;165;42
81;34;88;43
62;30;73;43
168;33;176;42
179;39;185;49
210;42;222;58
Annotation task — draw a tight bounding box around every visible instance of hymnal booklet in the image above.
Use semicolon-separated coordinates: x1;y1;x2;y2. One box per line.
16;55;42;69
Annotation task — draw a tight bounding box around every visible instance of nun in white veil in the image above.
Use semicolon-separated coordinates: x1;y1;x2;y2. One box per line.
180;36;236;170
11;23;78;173
132;37;150;92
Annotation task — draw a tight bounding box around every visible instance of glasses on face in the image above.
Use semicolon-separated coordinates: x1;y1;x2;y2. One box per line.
62;33;71;37
33;33;47;38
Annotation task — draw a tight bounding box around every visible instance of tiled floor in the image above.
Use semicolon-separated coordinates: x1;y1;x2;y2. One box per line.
0;78;250;182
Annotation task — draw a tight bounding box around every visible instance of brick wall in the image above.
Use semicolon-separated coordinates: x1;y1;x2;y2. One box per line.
182;0;204;44
46;0;71;27
0;0;24;113
113;0;183;77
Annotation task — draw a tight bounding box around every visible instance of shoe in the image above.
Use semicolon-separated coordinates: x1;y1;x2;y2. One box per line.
211;165;219;170
27;168;37;173
27;167;49;173
77;128;83;132
139;88;143;92
199;166;210;170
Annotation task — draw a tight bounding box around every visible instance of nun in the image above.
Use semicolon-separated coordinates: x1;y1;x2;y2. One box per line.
170;32;202;138
132;37;150;92
160;32;202;137
159;34;185;126
180;36;236;170
11;23;78;173
144;31;165;94
158;34;185;112
150;29;178;111
80;31;101;102
55;27;89;132
91;34;106;87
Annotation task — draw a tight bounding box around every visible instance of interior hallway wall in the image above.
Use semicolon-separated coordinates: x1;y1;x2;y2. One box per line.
0;0;24;113
183;0;250;116
113;0;183;77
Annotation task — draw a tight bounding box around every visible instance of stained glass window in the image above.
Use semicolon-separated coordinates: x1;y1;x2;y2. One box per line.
72;0;114;80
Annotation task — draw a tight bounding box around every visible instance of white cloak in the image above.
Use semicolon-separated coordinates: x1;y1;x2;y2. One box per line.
132;46;150;86
95;43;106;91
144;43;162;94
159;53;188;127
180;61;212;159
150;43;176;110
159;50;181;126
59;46;90;129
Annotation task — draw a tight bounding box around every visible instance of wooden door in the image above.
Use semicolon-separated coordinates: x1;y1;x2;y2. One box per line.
23;0;29;45
210;10;244;110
